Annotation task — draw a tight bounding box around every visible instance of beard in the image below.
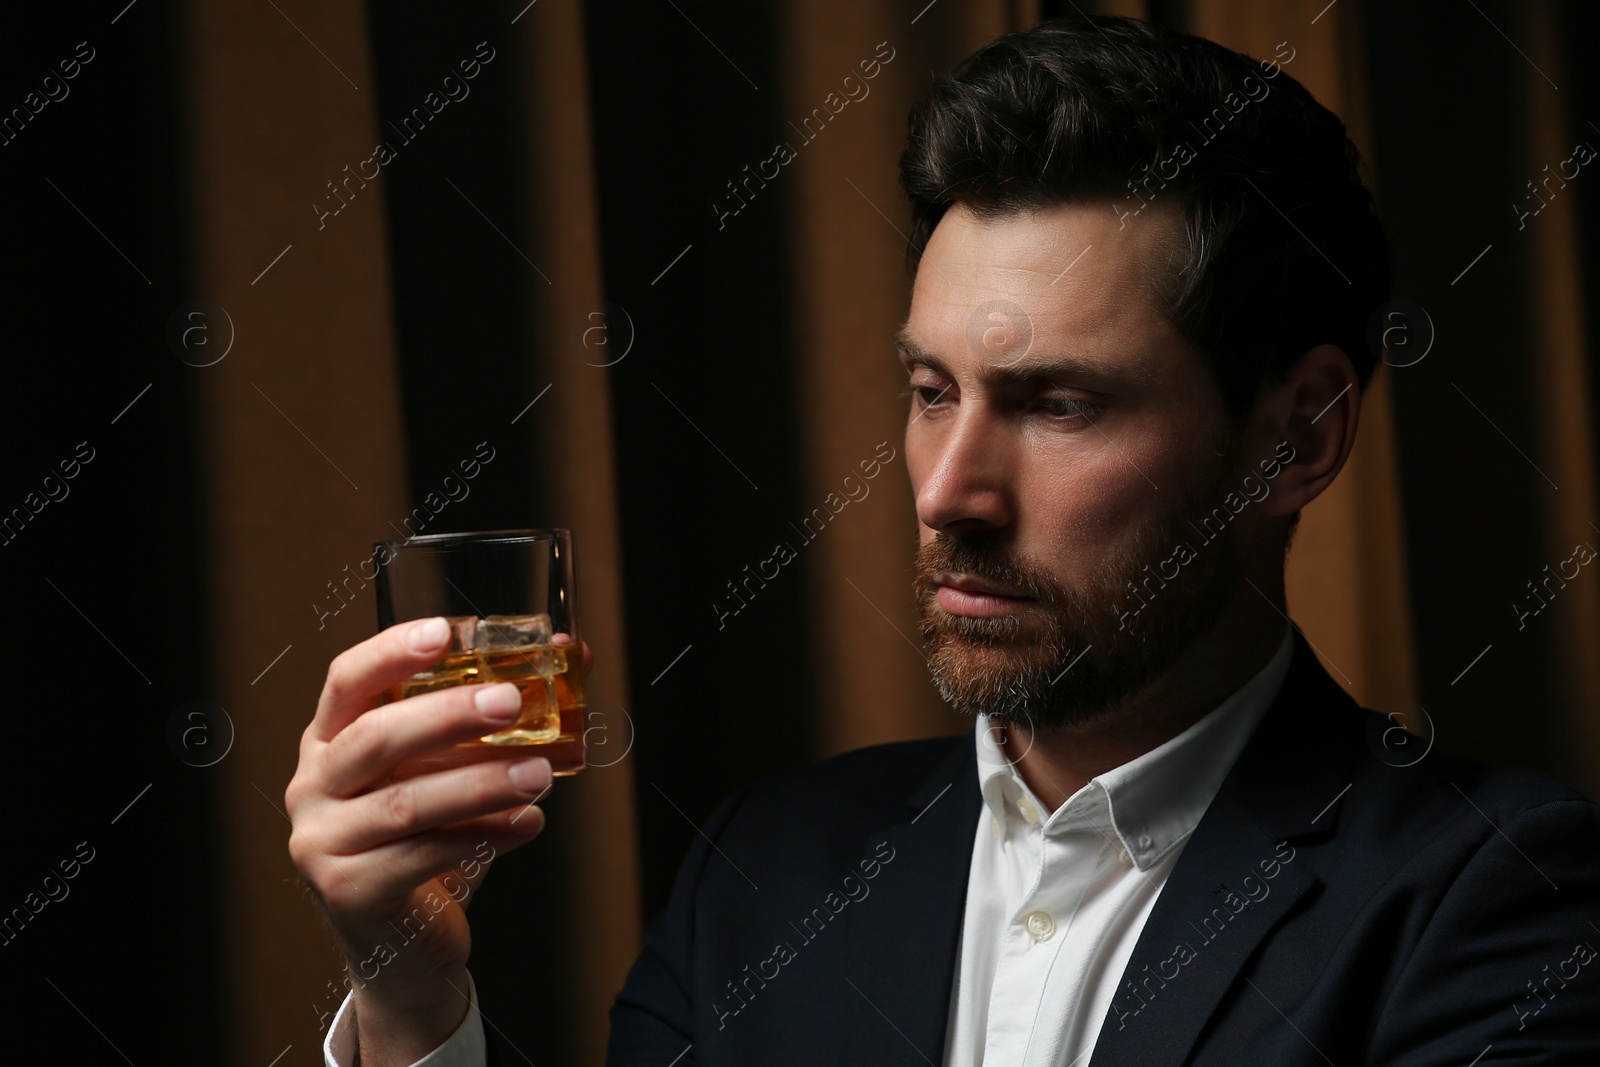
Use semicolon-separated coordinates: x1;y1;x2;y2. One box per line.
914;438;1246;733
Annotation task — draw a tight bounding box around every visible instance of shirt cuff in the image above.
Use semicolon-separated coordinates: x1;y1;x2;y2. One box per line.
324;969;488;1067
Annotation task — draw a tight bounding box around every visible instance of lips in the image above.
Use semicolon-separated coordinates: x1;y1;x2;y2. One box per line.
936;573;1035;618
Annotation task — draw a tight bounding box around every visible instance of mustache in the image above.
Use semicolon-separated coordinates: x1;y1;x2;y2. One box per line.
914;532;1061;604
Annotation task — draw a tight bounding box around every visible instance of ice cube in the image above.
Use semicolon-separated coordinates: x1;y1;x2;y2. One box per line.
445;615;478;652
523;646;561;677
477;612;552;650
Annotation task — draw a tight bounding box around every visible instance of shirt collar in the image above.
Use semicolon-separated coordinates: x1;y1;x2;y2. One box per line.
973;624;1294;870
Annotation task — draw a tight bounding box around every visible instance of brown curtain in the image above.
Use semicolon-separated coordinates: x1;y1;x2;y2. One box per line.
1521;1;1600;777
1182;2;1423;725
183;1;418;1060
512;1;643;1060
182;1;644;1062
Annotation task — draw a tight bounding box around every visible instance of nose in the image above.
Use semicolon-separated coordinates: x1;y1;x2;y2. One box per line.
913;401;1014;534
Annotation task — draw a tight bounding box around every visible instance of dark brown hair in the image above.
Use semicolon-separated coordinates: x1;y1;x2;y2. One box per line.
899;15;1391;419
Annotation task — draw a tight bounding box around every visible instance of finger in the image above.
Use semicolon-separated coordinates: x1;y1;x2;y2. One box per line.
330;756;554;854
309;617;458;742
320;680;528;797
310;809;547;914
433;805;545;913
550;632;591;676
451;836;499;910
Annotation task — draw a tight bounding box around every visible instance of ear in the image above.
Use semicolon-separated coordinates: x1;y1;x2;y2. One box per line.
1251;343;1361;519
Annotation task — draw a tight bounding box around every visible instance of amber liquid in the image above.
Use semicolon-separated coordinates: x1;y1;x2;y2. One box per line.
383;624;586;779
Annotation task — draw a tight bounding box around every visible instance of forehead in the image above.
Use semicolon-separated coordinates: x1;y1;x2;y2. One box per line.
901;201;1192;384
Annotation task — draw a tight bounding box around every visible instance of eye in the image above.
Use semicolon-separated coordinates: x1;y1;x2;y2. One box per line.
899;383;951;411
1038;396;1103;421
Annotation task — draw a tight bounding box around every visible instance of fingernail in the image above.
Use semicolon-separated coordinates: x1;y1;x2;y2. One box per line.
407;617;450;652
508;758;552;794
474;683;521;722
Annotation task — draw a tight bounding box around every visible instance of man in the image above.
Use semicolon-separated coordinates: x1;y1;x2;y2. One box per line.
290;15;1600;1066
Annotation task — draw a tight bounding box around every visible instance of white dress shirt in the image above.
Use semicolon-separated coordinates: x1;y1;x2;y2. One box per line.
327;625;1293;1067
324;969;485;1067
942;624;1294;1067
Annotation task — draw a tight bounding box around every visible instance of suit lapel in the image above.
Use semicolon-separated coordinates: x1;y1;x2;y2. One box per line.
1087;630;1364;1067
842;736;982;1065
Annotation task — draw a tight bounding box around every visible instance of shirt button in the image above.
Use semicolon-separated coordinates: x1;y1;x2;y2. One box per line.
1016;796;1039;824
1023;910;1056;942
1116;844;1133;867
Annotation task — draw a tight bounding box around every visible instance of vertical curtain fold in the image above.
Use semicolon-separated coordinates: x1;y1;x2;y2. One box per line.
775;0;1049;760
1185;0;1421;712
182;0;413;1060
777;1;945;758
513;2;643;1061
1523;1;1600;792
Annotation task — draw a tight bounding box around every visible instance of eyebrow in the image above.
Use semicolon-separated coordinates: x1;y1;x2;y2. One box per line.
894;326;1139;391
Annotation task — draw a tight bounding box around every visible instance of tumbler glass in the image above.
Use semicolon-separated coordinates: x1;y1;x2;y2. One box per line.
374;528;585;778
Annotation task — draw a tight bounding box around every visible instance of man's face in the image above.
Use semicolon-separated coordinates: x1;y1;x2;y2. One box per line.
902;201;1249;731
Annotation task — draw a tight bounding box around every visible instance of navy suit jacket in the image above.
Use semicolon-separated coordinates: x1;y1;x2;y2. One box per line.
584;631;1600;1065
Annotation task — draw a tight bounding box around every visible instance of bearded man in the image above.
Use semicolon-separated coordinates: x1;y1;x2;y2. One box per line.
290;15;1600;1067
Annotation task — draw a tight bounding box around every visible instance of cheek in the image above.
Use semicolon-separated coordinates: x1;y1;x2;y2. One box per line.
1028;460;1146;556
1021;427;1186;558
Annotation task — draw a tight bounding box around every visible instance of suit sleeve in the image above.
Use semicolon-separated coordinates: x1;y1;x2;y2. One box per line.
605;785;753;1067
1369;797;1600;1064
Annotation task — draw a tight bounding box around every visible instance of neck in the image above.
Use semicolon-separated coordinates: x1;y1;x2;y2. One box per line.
1003;581;1288;814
